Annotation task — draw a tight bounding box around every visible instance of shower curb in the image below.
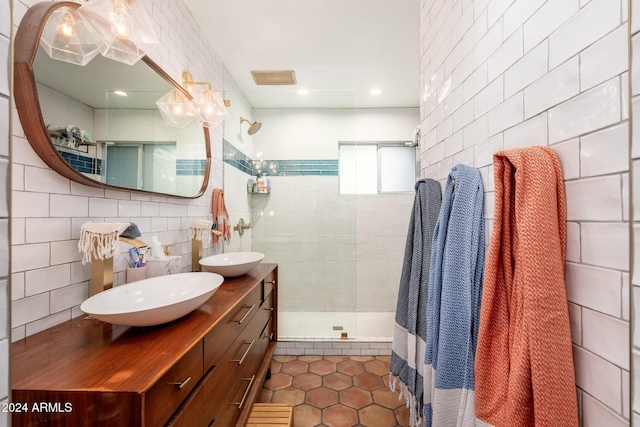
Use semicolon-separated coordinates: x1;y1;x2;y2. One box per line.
275;340;393;356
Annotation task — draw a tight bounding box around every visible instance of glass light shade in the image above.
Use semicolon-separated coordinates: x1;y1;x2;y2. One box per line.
39;7;99;66
156;90;196;129
191;89;228;129
77;0;160;66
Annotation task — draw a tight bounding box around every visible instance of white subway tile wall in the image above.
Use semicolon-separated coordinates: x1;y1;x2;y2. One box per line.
632;0;640;422
10;0;226;342
420;0;629;423
0;0;8;421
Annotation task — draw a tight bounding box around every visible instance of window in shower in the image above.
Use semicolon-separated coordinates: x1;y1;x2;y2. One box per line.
338;142;416;194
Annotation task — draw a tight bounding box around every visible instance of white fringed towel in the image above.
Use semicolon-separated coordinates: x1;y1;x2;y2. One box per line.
189;220;214;243
78;222;130;265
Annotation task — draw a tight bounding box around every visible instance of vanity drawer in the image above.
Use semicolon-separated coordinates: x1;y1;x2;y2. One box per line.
260;318;274;360
165;370;208;427
204;305;267;424
262;270;277;301
259;291;274;327
211;373;256;427
145;342;203;427
204;285;262;370
211;345;263;427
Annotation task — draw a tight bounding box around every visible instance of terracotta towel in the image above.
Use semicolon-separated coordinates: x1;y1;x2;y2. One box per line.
212;188;231;245
475;147;578;427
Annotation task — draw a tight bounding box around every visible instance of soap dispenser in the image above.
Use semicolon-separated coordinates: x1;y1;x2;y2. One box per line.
257;174;267;193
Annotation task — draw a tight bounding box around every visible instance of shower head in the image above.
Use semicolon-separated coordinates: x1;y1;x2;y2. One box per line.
240;117;262;135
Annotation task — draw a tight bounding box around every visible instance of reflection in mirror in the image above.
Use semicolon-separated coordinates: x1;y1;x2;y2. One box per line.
34;47;207;197
14;2;210;198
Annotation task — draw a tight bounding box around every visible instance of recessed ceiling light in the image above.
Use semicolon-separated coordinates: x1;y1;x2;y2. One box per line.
370;88;382;95
114;90;128;97
298;89;309;95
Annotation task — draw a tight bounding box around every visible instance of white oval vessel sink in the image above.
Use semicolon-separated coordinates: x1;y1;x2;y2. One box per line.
199;252;265;277
81;272;224;327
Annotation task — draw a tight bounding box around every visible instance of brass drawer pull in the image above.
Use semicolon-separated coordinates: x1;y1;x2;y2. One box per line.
232;375;256;410
266;280;276;284
237;304;256;324
263;332;274;340
169;376;191;390
231;339;255;365
263;307;274;311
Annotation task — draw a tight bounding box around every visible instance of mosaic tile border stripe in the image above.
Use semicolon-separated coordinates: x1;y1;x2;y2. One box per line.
223;140;254;175
59;151;204;176
176;159;206;176
224;139;338;176
59;151;102;175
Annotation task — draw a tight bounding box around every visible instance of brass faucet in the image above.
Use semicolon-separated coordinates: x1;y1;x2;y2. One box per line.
191;230;222;272
163;243;176;257
89;237;148;296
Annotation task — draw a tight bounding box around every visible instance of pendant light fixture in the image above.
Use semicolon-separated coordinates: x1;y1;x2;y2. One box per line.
39;6;99;66
182;72;228;129
77;0;160;65
191;87;228;129
156;72;228;130
156;89;195;129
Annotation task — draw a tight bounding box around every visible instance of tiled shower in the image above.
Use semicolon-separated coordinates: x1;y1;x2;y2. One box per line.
224;106;418;347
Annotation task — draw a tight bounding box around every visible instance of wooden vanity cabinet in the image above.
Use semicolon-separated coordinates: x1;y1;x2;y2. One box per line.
12;264;278;427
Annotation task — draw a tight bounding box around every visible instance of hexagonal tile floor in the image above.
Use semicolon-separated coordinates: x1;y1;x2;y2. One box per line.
258;355;410;427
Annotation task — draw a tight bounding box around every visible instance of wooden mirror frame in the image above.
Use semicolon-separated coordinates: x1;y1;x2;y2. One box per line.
13;1;211;199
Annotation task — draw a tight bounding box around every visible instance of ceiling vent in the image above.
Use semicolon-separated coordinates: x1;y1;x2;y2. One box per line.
251;70;297;85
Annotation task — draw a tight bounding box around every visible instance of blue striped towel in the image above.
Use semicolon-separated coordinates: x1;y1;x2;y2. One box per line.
423;164;485;427
390;178;442;427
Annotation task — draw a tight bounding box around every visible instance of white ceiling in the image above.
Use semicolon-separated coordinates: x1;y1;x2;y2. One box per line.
34;46;172;110
182;0;420;109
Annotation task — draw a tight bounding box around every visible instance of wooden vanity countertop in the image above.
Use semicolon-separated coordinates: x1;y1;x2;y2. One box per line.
11;263;278;393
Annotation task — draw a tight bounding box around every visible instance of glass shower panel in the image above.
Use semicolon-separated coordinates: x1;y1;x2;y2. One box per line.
254;104;358;340
222;90;359;340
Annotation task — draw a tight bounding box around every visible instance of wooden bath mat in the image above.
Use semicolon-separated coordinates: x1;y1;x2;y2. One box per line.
246;403;293;426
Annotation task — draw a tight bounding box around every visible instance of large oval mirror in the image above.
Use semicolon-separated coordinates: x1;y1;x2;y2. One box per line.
14;1;210;198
